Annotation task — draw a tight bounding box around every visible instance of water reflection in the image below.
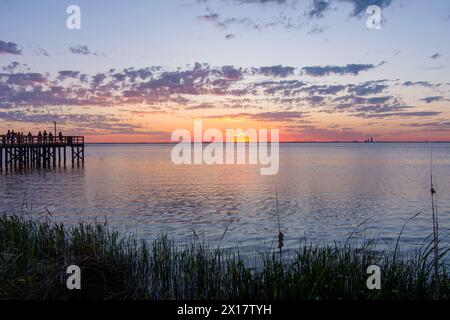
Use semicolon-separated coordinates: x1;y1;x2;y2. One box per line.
0;143;449;251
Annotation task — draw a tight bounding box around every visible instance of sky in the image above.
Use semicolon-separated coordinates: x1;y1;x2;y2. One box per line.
1;0;450;142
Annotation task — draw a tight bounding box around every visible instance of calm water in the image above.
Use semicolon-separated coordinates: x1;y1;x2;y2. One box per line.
1;143;449;251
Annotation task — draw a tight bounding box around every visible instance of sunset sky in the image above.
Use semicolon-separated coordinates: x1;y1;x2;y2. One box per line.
1;0;450;142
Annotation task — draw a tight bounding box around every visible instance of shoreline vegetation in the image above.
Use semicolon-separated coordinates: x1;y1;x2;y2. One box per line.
1;214;449;300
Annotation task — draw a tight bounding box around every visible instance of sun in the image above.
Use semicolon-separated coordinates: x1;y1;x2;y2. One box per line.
234;132;251;143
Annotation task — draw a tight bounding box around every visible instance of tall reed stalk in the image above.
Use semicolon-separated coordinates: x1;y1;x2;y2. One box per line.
275;187;284;256
430;151;439;299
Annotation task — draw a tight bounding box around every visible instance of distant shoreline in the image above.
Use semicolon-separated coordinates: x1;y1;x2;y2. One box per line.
84;141;450;145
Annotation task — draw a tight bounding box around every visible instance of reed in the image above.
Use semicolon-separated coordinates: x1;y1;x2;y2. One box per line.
1;213;449;300
430;151;440;299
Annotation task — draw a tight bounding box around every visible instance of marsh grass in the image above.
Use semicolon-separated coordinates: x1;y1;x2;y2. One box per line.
0;214;449;300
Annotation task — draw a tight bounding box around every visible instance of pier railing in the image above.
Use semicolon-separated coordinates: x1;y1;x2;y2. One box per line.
1;135;84;146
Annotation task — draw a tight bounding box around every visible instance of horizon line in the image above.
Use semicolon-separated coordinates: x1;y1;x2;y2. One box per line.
84;140;450;145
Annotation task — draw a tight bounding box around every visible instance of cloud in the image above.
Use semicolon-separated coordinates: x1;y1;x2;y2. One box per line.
429;53;442;60
360;111;441;119
0;63;247;110
421;96;444;104
201;13;263;30
0;110;154;134
34;47;50;57
208;111;304;122
306;0;331;18
306;95;326;106
402;81;434;87
186;103;215;110
201;12;220;23
257;65;295;77
426;66;448;71
284;123;363;141
133;63;244;96
0;111;108;125
305;84;346;95
348;80;388;95
118;67;155;82
1;63;447;133
58;70;80;78
197;0;396;36
323;87;444;120
225;33;235;39
307;25;327;34
339;0;394;17
2;62;21;72
91;73;107;87
0;40;22;55
226;0;395;20
69;45;105;56
1;72;47;86
402;121;450;132
332;94;407;116
221;66;245;80
334;94;393;106
69;45;91;55
231;0;288;4
28;43;50;57
57;70;82;81
251;79;306;95
302;63;377;76
199;8;302;31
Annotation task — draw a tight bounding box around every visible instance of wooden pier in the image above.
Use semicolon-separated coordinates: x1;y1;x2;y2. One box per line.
0;135;84;171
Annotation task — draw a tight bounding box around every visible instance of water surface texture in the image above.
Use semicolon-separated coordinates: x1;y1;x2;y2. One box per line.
1;143;449;251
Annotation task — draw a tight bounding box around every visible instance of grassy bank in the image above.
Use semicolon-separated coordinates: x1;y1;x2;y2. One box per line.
0;214;449;300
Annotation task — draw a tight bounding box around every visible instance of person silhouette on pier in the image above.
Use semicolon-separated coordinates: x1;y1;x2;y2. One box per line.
43;130;47;143
59;131;63;143
37;131;42;143
48;131;53;143
11;130;16;145
27;132;32;144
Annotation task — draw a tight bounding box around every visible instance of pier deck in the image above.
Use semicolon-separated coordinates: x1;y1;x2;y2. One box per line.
0;135;85;171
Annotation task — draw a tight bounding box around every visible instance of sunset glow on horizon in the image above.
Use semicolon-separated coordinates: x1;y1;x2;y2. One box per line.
1;0;449;143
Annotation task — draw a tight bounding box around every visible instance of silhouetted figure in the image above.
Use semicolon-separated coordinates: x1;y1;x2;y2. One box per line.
48;132;53;143
27;132;32;144
43;130;47;143
11;130;16;145
59;131;63;143
37;131;42;143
